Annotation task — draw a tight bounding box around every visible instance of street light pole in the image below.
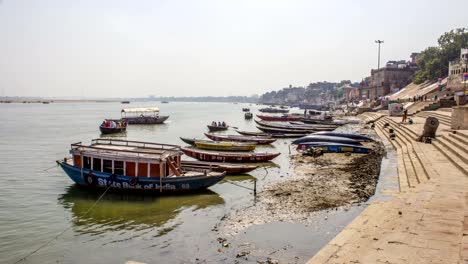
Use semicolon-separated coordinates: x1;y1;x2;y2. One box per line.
375;40;384;69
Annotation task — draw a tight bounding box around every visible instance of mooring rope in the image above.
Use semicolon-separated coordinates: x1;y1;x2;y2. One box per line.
223;180;255;191
13;184;113;264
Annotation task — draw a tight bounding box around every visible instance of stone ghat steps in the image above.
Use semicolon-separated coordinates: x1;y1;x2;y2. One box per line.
432;134;468;176
359;112;384;123
416;111;451;127
374;118;434;191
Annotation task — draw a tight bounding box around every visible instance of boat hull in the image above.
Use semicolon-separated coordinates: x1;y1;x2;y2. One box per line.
292;135;363;145
126;116;169;124
256;125;316;134
205;133;276;144
181;148;280;163
297;143;370;154
57;161;225;194
256;115;302;122
99;126;127;134
195;141;256;151
207;125;228;132
181;161;257;175
311;132;374;141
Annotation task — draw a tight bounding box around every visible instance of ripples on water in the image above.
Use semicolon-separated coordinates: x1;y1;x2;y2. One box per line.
0;102;293;263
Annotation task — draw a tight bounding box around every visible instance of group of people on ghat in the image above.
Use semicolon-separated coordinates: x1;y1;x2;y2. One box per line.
211;121;227;127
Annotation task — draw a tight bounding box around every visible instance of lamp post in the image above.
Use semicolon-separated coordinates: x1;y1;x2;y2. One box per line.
375;40;384;69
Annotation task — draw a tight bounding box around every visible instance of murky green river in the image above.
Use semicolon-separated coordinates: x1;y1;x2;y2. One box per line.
0;102;365;263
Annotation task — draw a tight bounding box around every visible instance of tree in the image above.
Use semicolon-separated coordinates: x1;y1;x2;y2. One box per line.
413;28;468;84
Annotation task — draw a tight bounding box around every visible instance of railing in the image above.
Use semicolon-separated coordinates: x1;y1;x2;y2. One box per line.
70;139;181;161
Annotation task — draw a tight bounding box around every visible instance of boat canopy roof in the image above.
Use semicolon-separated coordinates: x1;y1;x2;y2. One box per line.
70;139;180;162
121;107;159;113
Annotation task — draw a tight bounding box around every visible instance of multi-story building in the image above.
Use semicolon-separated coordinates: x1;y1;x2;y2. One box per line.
447;48;468;92
359;56;417;99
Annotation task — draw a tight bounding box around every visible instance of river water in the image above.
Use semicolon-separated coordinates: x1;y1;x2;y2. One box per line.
0;102;365;264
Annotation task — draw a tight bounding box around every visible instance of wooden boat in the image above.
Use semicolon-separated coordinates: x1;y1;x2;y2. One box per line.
180;137;210;146
244;112;253;119
296;143;370;154
121;101;130;104
99;119;128;134
207;125;229;132
121;107;169;124
300;118;348;125
205;133;277;144
259;107;289;113
256;114;302;122
235;130;305;138
181;148;280;163
161;101;169;104
255;120;339;131
195;141;256;151
256;125;317;134
57;139;225;194
292;135;363;145
311;132;374;141
181;160;257;175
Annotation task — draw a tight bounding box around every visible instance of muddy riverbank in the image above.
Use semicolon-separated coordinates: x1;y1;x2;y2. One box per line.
218;141;384;236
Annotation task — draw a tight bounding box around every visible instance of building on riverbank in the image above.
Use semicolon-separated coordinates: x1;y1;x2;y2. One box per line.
448;48;468;93
359;56;418;100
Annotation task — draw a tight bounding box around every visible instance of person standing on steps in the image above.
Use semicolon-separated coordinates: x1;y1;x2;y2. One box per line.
402;108;408;123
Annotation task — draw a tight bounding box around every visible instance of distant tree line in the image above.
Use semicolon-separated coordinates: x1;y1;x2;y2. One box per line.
413;28;468;84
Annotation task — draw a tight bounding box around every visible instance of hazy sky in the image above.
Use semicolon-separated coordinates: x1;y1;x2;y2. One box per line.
0;0;467;98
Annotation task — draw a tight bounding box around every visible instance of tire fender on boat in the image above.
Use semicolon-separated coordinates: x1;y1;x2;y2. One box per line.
129;176;138;186
86;172;95;185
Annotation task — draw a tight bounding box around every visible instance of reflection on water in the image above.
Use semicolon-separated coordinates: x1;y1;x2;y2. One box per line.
59;185;224;236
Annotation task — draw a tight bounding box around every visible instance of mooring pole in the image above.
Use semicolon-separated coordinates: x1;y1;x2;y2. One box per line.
253;179;257;196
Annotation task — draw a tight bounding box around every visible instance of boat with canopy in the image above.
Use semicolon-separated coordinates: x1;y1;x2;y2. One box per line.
121;107;169;124
57;139;225;194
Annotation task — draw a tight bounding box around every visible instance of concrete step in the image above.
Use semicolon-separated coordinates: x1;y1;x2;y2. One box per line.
383;118;419;138
451;130;468;140
432;141;468;176
375;120;423;188
448;132;468;148
438;136;468;164
378;119;430;183
417;112;452;126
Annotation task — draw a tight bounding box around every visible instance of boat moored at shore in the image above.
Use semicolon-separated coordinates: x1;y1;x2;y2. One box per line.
181;148;280;162
57;139;225;194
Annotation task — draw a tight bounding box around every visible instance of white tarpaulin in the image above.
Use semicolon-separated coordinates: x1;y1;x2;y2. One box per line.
388;103;404;116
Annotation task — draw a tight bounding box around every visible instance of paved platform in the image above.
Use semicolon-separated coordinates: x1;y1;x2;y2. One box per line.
308;111;468;264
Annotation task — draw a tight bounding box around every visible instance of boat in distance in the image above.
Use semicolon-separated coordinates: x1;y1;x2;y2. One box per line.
181;160;257;175
121;107;169;124
256;125;318;134
255;120;339;131
99;119;128;134
258;107;289;113
194;141;256;152
57;139;225;194
207;125;229;132
235;130;306;138
205;133;276;144
181;148;280;163
244;112;253;119
256;114;302;122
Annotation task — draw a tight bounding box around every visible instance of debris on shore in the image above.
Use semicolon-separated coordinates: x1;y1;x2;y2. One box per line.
219;141;384;234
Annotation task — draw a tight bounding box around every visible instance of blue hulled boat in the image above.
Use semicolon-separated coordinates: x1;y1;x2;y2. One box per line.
57;139;225;194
